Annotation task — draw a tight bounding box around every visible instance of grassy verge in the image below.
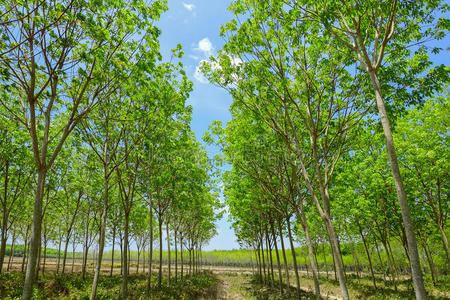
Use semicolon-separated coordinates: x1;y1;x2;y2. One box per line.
0;271;220;300
217;272;450;300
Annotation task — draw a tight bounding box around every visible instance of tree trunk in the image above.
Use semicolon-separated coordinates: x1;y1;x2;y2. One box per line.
22;169;46;300
269;221;283;294
158;214;163;289
256;245;262;281
322;243;328;279
357;222;377;288
438;224;450;263
166;221;171;286
368;70;426;299
286;220;301;297
422;243;437;286
91;174;109;300
265;226;274;288
61;236;70;274
323;216;348;299
7;230;16;271
277;221;290;289
295;203;321;299
56;237;62;274
111;224;116;277
180;235;184;278
121;212;130;299
0;209;8;273
147;206;153;294
260;234;266;285
374;237;386;281
71;240;75;274
137;248;140;274
175;230;178;282
21;238;27;273
381;239;397;291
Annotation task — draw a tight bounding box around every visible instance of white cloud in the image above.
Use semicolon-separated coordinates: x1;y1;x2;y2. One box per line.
195;37;214;56
194;65;208;84
182;2;195;11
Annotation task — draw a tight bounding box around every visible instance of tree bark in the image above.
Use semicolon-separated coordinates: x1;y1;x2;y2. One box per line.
269;221;283;294
286;219;301;297
368;70;426;299
121;212;130;299
277;221;290;289
166;220;171;286
146;204;153;294
111;224;116;277
22;170;46;300
357;222;377;288
158;214;163;289
8;230;16;271
91;173;109;300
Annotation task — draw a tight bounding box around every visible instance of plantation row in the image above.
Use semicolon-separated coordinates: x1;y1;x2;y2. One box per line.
200;0;449;299
0;1;221;299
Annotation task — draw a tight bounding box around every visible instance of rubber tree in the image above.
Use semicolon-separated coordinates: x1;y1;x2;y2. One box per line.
0;0;164;297
300;1;449;297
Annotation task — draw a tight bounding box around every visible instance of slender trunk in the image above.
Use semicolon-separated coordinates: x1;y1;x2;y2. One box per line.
438;224;450;263
270;221;283;294
189;240;192;275
91;174;109;300
277;221;290;289
111;225;116;277
61;236;70;274
82;216;90;280
265;227;274;288
137;248;140;273
381;239;397;291
323;216;348;300
22;169;46;300
71;240;75;274
143;245;145;274
42;239;47;274
146;212;153;292
369;70;426;299
158;214;163;289
322;243;328;279
21;238;27;273
296;203;321;299
0;213;7;273
119;235;123;275
122;212;129;300
180;235;183;278
357;222;377;288
374;237;386;281
250;248;255;275
260;235;266;285
286;220;301;297
422;243;437;285
35;240;41;280
330;239;337;281
256;245;262;281
127;244;130;275
166;220;171;286
175;230;178;282
56;236;62;274
8;231;16;271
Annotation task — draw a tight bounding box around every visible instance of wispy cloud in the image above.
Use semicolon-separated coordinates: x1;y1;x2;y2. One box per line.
182;2;195;11
194;61;208;84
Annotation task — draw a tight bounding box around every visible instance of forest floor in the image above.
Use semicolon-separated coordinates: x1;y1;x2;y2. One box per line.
1;258;449;299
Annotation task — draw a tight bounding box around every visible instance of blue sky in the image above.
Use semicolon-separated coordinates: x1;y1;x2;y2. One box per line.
155;0;450;251
157;0;239;250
